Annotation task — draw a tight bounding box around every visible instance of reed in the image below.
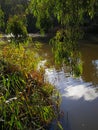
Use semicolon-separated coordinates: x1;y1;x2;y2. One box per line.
0;42;61;130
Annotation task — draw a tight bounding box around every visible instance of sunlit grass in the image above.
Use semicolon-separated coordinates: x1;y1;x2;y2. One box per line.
2;44;40;75
0;41;61;130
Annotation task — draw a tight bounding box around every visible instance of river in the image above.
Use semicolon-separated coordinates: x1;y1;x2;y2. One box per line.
1;35;98;130
39;40;98;130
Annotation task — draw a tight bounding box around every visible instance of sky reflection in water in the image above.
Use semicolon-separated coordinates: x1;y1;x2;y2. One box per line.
45;68;98;101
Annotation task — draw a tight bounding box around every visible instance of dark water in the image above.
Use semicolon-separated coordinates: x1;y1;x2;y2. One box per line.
80;43;98;86
40;41;98;130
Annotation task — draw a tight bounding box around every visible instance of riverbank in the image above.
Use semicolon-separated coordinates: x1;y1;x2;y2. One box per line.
0;40;61;130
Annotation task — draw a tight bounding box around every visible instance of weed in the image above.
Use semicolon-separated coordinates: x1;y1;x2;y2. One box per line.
0;42;61;130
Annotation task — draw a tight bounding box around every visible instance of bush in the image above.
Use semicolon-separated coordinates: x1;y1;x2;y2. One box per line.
6;15;28;44
0;43;60;130
2;44;40;75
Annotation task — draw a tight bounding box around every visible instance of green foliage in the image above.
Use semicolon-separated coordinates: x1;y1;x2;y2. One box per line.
2;44;40;75
27;0;54;33
29;0;97;28
50;29;83;76
0;7;5;31
29;0;97;76
0;71;57;130
0;0;28;32
1;71;26;99
6;15;28;43
0;43;60;130
0;79;56;130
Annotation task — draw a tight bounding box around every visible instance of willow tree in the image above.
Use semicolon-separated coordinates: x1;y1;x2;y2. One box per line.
28;0;97;76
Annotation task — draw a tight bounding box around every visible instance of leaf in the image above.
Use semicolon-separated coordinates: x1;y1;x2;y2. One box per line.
10;114;15;126
57;121;63;130
16;121;23;130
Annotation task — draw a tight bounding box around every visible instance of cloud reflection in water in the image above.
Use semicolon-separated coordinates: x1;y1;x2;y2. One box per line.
64;84;98;101
45;68;98;101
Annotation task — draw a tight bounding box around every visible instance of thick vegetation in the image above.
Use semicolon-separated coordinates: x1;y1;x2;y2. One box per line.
0;7;4;32
0;42;60;130
0;1;98;129
6;15;28;43
28;0;98;76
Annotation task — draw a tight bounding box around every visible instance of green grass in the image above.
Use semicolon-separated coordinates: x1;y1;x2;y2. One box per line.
0;41;61;130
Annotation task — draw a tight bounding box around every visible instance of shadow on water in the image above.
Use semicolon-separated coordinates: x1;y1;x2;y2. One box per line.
80;43;98;86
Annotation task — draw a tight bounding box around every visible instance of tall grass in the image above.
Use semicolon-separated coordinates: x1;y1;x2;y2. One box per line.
2;44;40;75
0;42;61;130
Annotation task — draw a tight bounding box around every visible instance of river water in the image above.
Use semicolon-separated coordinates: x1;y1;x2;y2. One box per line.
1;35;98;130
39;40;98;130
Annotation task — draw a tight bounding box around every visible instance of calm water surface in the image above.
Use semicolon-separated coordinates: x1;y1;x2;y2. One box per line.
40;41;98;130
2;35;98;129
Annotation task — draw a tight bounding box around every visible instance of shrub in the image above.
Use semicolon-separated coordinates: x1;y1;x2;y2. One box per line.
0;43;60;130
2;44;40;75
6;15;28;44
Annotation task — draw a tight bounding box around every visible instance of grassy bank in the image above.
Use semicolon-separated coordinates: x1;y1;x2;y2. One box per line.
0;41;61;130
